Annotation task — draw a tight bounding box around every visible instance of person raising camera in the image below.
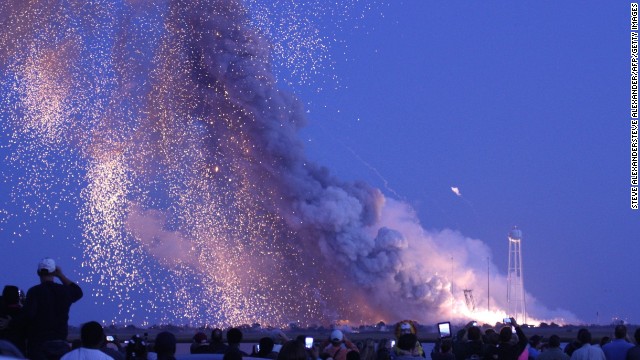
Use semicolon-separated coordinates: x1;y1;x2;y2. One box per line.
23;258;83;360
322;330;359;360
496;318;528;360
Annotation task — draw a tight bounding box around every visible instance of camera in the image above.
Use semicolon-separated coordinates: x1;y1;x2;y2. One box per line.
471;321;478;327
437;322;452;339
390;340;396;348
106;335;114;342
503;318;511;324
125;335;147;359
305;337;314;349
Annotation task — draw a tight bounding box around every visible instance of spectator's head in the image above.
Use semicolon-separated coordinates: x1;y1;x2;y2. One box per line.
529;335;542;348
577;329;592;345
548;335;561;348
397;333;417;352
80;321;105;349
330;330;343;346
485;331;499;346
277;340;307;360
599;337;610;347
499;327;513;343
193;332;207;344
395;321;417;338
614;325;627;339
2;286;20;306
634;328;640;345
227;328;243;345
154;332;176;358
576;328;587;340
37;257;56;277
258;337;275;355
211;328;224;343
467;326;481;341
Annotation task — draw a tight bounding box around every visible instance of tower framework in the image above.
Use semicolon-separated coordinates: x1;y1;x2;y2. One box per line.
464;289;476;312
507;227;527;324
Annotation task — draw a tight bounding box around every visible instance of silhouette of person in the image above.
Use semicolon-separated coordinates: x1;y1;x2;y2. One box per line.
60;321;113;360
23;258;83;360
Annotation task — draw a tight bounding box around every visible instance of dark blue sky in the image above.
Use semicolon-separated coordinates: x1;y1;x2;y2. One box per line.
300;1;635;325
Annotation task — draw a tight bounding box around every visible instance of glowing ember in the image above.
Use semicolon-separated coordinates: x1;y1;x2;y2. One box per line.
0;0;573;327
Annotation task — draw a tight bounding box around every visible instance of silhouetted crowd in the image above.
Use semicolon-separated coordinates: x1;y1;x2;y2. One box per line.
2;259;640;360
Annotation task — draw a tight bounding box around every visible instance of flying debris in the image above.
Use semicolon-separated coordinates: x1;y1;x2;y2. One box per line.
0;0;578;327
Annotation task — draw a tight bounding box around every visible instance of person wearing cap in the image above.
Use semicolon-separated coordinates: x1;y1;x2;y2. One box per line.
23;257;84;360
322;330;359;360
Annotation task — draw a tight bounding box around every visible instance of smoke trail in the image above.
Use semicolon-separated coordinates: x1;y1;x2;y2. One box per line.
0;0;576;326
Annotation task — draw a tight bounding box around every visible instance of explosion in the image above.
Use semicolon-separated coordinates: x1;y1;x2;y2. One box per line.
0;0;576;326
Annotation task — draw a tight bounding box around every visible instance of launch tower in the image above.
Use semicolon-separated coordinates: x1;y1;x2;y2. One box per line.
507;226;527;324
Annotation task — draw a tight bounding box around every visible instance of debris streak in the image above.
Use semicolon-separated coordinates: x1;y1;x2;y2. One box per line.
1;0;575;326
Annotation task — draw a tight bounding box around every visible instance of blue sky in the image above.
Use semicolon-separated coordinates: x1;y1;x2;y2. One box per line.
299;2;634;324
0;1;636;326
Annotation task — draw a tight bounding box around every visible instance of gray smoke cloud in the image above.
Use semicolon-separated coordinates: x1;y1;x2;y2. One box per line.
0;0;578;325
125;205;198;268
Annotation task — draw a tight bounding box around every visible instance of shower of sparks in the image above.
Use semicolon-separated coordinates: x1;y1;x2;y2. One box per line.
1;0;568;327
0;0;383;326
243;0;385;90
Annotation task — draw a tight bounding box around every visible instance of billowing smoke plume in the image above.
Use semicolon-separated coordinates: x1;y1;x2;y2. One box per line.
0;0;577;326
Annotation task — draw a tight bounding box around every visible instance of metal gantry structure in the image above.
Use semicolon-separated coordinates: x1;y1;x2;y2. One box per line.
507;226;527;324
464;289;477;312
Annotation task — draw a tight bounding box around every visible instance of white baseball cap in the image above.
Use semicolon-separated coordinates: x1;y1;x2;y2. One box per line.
37;257;56;274
330;330;343;342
